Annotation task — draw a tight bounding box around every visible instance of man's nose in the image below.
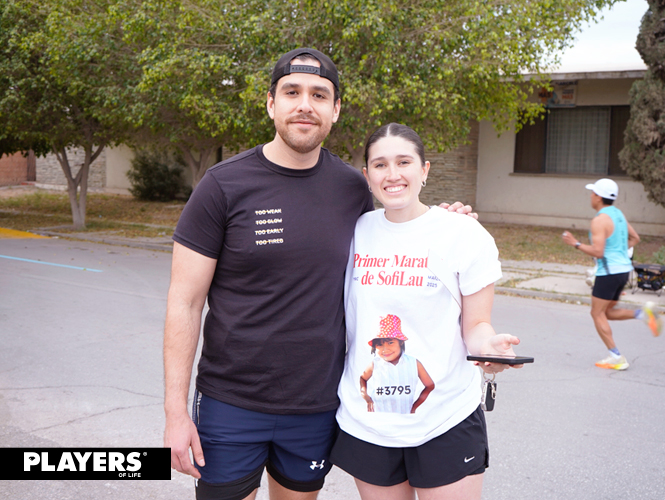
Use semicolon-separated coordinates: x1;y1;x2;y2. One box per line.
296;94;314;113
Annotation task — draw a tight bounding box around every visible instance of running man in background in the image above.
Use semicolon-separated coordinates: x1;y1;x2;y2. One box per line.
562;178;661;371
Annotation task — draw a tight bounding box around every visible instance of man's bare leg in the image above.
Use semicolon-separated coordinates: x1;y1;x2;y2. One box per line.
590;297;617;349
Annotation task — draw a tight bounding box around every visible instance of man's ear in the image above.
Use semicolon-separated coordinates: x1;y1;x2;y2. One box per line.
266;91;275;120
332;98;341;124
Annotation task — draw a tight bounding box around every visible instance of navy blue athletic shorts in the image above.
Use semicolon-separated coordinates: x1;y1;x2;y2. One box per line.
592;272;629;301
330;405;489;488
192;390;336;500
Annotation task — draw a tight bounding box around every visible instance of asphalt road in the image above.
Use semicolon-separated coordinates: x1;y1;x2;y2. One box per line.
1;238;663;499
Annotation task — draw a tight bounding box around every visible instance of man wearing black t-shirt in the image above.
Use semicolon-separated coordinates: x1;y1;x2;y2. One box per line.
164;48;473;500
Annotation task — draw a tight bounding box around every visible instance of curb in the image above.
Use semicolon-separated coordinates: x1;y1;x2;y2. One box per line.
34;230;174;253
495;286;665;313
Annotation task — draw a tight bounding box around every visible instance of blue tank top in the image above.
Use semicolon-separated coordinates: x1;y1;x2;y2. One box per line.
592;206;632;276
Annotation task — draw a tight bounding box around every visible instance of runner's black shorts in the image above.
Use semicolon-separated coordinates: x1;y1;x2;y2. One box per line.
192;390;337;500
330;405;488;488
592;272;630;301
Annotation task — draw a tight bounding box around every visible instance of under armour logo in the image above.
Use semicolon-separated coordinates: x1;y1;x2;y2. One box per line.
310;460;325;470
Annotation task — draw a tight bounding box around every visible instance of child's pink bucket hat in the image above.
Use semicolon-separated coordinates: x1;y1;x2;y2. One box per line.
368;314;409;345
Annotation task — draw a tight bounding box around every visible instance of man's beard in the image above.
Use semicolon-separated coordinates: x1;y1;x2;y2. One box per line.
275;115;332;154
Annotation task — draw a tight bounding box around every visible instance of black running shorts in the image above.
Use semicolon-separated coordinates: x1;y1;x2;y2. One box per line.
330;405;488;489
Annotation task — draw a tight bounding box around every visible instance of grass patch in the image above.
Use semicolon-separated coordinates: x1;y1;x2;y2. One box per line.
0;191;184;238
485;223;665;266
2;189;665;265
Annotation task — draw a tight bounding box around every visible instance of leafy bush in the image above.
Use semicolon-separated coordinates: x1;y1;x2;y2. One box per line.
127;151;185;201
651;246;665;266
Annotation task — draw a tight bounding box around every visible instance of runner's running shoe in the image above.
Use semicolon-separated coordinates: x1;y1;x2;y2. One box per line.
643;302;662;337
595;354;629;371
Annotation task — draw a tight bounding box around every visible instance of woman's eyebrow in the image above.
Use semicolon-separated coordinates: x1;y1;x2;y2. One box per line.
369;154;415;163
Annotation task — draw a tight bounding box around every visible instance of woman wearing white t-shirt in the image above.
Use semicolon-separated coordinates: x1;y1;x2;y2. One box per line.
330;123;522;500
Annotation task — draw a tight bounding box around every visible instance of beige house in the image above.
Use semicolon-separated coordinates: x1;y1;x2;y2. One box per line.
476;70;665;236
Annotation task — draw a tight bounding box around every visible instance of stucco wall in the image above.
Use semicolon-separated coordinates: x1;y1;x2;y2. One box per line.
104;145;134;194
476;74;665;236
476;119;665;235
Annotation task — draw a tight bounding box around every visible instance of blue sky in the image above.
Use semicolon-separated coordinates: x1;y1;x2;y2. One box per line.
555;0;648;72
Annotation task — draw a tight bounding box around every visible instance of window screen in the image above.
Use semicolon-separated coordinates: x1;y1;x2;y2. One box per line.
545;107;610;175
513;105;629;176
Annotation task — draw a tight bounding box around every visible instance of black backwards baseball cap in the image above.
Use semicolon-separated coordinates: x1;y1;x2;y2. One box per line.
271;48;339;90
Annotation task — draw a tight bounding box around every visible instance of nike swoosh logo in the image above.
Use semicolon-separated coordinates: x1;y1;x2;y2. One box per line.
464;456;475;463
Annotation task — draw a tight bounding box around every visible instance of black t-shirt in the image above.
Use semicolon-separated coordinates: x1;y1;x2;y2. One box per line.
173;145;374;414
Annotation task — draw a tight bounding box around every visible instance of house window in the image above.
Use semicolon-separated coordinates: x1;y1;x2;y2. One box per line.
514;105;630;175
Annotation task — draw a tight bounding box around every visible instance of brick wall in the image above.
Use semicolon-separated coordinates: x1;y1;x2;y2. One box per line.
35;148;106;189
420;121;479;207
0;151;35;186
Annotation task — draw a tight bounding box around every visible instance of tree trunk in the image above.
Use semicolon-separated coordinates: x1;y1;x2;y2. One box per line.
54;144;105;230
179;146;215;188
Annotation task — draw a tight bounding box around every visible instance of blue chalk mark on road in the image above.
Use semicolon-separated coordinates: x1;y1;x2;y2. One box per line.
0;254;103;272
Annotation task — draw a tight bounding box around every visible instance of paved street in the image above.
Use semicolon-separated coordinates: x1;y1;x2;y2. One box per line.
1;237;664;499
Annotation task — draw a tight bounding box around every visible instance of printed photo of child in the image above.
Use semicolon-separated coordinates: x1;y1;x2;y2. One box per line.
359;314;435;414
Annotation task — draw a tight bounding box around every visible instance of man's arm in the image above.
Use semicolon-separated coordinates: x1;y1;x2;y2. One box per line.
562;214;612;258
164;242;217;478
627;222;640;249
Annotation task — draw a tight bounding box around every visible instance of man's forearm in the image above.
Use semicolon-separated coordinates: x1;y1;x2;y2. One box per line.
164;305;202;417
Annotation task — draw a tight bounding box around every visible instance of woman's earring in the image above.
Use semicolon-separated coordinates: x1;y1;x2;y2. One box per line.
368;185;372;193
421;180;427;187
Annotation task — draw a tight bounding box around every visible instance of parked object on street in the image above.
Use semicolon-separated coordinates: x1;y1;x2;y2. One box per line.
632;264;665;296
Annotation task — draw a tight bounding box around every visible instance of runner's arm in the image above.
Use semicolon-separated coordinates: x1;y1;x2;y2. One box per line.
627;222;640;249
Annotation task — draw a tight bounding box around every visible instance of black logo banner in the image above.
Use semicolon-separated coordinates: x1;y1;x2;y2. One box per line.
0;448;171;480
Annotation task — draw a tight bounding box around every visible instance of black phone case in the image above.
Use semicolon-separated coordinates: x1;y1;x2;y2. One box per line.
467;355;534;365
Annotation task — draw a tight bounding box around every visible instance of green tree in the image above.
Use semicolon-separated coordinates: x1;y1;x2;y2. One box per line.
114;0;274;186
0;0;135;229
237;0;619;167
114;0;620;174
619;0;665;207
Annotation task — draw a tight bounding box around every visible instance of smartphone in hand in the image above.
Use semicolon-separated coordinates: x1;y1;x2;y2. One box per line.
467;354;534;365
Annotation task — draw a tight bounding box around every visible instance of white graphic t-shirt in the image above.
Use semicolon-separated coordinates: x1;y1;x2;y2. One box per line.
337;206;502;447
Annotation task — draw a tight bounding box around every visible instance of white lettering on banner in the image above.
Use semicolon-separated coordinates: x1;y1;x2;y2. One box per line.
23;451;142;472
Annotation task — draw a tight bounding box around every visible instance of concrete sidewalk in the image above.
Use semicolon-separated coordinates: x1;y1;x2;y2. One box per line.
25;227;665;313
498;259;665;312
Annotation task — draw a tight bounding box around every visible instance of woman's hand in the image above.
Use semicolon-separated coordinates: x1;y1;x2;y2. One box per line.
472;334;522;374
